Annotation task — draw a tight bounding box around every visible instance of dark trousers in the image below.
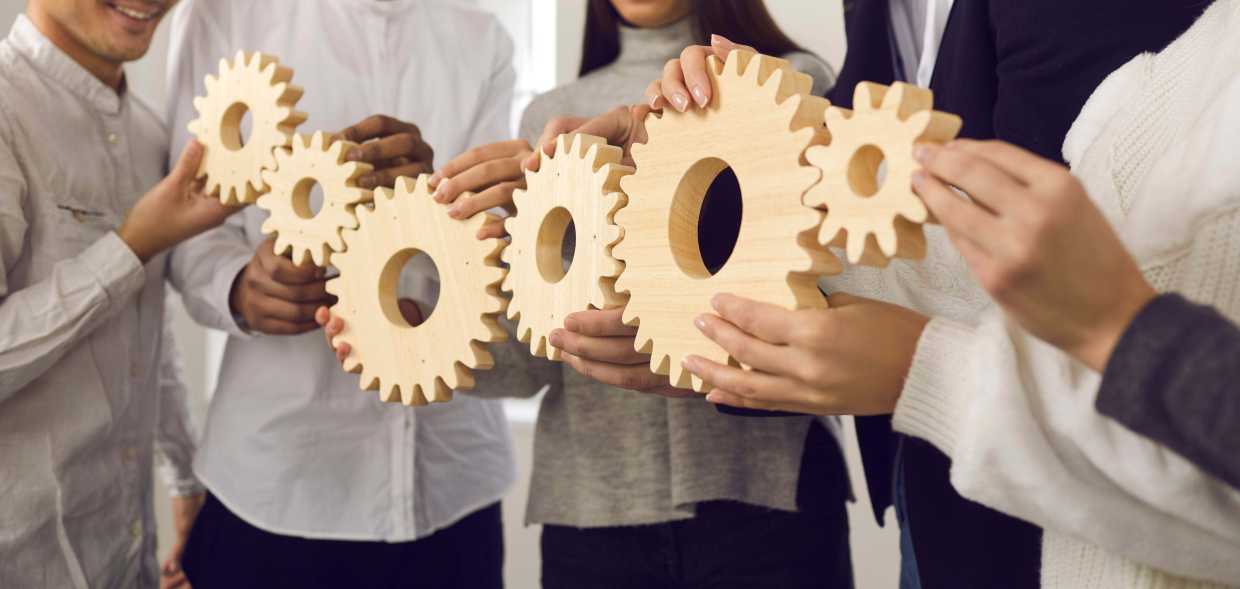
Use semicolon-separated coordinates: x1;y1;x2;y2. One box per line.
182;494;503;589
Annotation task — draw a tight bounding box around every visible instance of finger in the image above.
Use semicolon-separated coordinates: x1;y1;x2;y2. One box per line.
449;181;520;220
436;158;524;206
477;218;507;240
324;314;344;337
268;254;327;284
253;294;322;324
542;108;633;160
336;341;352;363
549;328;647;365
347;132;432;166
913;169;1004;255
252;274;331;303
682;355;801;408
709;34;755;59
338;115;416;144
708;294;800;345
563;307;638;337
254;316;320;336
704;388;780;412
694;313;793;374
169;140;205;184
362;161;434;190
534;116;592;162
916;144;1023;213
561;351;671;392
397;298;424;327
662;58;692;112
644;79;667;110
431;140;531;188
679;46;713;107
948;139;1066;187
314;305;330;327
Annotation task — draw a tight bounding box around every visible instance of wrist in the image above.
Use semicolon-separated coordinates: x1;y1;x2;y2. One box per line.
116;223;159;263
1075;283;1158;371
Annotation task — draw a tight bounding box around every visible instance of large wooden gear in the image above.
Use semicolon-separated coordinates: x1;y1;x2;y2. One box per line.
188;51;307;205
503;133;632;360
326;175;508;405
257;132;373;267
615;49;840;392
806;82;961;266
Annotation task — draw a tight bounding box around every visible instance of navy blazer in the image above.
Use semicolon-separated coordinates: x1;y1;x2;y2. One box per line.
827;0;1206;587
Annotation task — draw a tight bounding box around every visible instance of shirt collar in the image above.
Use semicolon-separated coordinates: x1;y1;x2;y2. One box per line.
8;13;125;114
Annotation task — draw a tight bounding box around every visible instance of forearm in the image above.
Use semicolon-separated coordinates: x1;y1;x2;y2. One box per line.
0;232;145;402
893;312;1240;584
1096;293;1240;490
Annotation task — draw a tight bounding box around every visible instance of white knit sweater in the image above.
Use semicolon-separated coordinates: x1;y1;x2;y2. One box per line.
831;1;1240;586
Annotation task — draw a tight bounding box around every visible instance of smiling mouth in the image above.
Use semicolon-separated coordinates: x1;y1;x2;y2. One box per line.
104;1;162;22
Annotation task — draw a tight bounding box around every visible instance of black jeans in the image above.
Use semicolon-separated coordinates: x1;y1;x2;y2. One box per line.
542;421;853;589
182;494;503;589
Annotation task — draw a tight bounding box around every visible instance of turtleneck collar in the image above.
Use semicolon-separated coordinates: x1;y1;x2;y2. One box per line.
615;17;698;68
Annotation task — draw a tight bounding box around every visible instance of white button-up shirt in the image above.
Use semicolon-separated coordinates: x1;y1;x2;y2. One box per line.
164;0;544;542
0;15;201;589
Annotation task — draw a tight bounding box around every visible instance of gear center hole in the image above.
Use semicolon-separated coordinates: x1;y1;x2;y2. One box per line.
670;158;743;279
292;178;326;220
536;207;577;283
848;144;888;197
379;249;438;329
220;102;254;151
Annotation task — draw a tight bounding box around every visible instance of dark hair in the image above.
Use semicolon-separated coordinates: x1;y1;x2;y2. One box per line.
579;0;806;77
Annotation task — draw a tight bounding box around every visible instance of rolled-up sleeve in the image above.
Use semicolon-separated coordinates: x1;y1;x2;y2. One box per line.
0;111;146;404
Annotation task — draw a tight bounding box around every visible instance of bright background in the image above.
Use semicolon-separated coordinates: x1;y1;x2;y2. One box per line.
0;1;899;587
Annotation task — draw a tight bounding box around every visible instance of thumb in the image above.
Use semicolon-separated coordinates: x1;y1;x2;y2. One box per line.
169;141;205;185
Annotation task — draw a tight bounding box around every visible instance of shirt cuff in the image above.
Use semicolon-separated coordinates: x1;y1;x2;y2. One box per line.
86;231;146;313
892;316;975;458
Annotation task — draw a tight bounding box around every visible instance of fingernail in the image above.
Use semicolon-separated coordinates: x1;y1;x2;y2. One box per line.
448;205;463;219
346;148;362;161
681;357;696;372
694;315;708;332
429;172;442;186
564;316;580;332
649;94;661;109
705;391;721;404
710;34;726;46
671;93;689;112
710;293;726;310
911;170;927;189
548;330;562;347
691;85;708;107
914;145;931;163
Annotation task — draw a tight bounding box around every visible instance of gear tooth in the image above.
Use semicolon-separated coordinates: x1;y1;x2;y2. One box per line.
875;225;898;258
882;82;909;111
904;110;933;135
555;133;571;158
846;231;868;264
818;217;844;247
825;107;851;126
531;335;547;358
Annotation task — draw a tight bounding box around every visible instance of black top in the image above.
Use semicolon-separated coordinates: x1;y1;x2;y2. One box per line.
1097;293;1240;491
827;0;1206;586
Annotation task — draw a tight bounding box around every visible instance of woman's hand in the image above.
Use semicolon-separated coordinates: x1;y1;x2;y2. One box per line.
549;308;694;398
429;140;533;239
682;293;929;415
523;105;652;172
913;140;1156;371
645;34;753;112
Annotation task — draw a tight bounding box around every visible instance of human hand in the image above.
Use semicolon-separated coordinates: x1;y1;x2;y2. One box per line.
118;141;240;263
338;115;434;189
428;139;533;239
315;300;423;364
523;105;651;172
682;293;929;415
645;34;754;112
229;236;334;335
913;140;1156;371
548;308;694;398
159;492;205;589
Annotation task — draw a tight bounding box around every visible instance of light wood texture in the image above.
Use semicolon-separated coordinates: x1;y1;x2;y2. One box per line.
188;51;308;205
615;49;840;392
503;133;632;360
326;175;508;405
805;82;962;266
257;132;373;267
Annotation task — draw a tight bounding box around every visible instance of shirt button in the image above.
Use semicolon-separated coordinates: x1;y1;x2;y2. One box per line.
122;447;138;462
107;133;120;144
130;365;140;378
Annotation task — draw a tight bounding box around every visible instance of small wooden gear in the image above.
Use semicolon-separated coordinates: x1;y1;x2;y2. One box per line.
805;82;961;266
615;49;840;392
503;133;632;360
257;132;374;267
188;51;307;205
326;175;508;405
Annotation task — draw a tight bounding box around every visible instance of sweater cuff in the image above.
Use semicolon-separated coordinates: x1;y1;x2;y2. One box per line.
892;317;975;458
86;231;146;313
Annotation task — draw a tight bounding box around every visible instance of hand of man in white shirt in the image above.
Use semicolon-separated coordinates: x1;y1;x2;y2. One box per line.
117;141;239;262
338;115;434;190
229;236;332;335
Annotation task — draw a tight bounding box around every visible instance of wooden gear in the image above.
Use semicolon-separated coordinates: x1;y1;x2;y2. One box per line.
326;175;508;405
805;82;961;266
503;133;632;360
257;132;374;267
188;51;307;205
615;49;840;392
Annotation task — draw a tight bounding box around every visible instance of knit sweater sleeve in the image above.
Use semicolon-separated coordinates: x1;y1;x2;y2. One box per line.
892;311;1240;585
1096;293;1240;491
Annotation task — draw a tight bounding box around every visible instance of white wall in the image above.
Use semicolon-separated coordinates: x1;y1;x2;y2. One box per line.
0;2;898;588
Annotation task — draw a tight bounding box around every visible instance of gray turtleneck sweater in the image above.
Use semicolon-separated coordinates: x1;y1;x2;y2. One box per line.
516;19;840;528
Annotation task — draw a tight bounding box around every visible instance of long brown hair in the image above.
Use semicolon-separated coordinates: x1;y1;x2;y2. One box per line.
579;0;806;77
